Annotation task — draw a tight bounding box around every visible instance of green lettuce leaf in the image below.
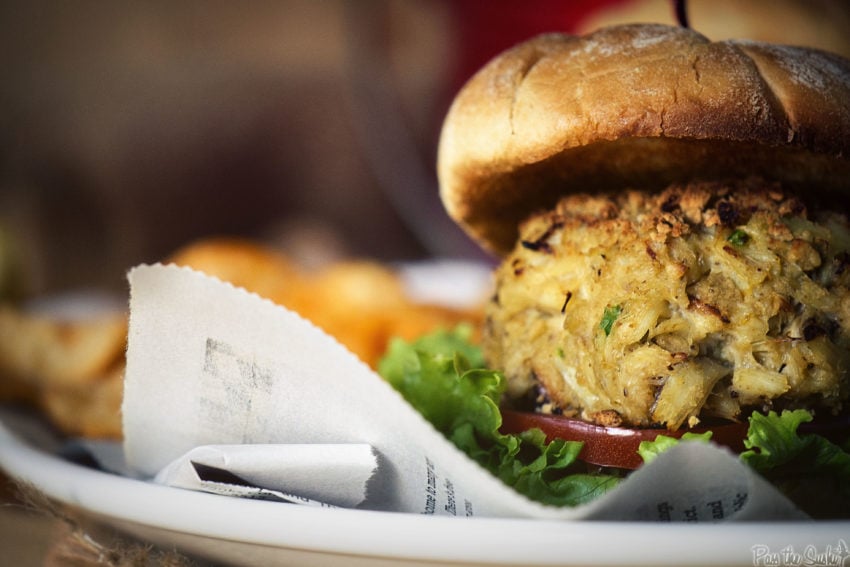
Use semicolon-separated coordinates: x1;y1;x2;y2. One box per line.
740;409;850;517
740;409;850;479
378;326;620;507
637;409;850;479
636;409;850;516
637;431;713;464
378;328;850;514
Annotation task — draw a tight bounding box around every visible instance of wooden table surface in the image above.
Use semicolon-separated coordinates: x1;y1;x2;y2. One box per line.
0;472;210;566
0;474;55;566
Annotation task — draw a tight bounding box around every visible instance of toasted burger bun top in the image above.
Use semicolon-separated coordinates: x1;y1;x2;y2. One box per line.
437;23;850;255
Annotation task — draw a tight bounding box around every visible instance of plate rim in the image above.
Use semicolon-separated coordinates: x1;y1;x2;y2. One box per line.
1;412;849;566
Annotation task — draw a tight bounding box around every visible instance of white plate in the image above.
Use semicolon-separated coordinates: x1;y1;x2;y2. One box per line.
1;408;848;567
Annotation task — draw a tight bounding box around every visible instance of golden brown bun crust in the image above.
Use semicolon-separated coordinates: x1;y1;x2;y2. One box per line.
437;24;850;255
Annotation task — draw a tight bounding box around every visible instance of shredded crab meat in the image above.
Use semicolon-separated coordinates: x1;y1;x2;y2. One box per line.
484;181;850;430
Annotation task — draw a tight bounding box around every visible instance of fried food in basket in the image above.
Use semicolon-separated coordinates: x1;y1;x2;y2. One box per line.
168;238;483;367
0;237;485;438
166;238;307;309
38;365;125;439
289;260;482;366
0;304;127;437
0;306;127;389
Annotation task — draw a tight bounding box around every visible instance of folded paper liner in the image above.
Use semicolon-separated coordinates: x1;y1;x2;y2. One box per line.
122;264;806;521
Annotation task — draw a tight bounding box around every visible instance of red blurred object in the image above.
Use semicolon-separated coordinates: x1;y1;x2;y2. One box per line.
448;0;634;89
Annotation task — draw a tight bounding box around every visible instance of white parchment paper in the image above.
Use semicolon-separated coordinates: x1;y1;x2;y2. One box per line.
154;443;375;508
122;264;806;521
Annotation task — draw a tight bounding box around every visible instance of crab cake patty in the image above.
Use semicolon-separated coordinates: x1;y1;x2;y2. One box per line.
484;180;850;430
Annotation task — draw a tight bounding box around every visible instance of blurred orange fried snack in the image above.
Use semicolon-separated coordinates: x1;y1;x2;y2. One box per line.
168;238;483;367
0;237;485;439
0;305;127;437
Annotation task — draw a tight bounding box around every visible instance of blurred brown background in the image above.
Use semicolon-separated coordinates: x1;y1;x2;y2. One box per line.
1;1;850;562
0;1;469;298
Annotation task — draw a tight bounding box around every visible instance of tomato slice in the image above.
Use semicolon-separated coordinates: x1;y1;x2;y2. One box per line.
500;410;850;470
500;410;747;469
